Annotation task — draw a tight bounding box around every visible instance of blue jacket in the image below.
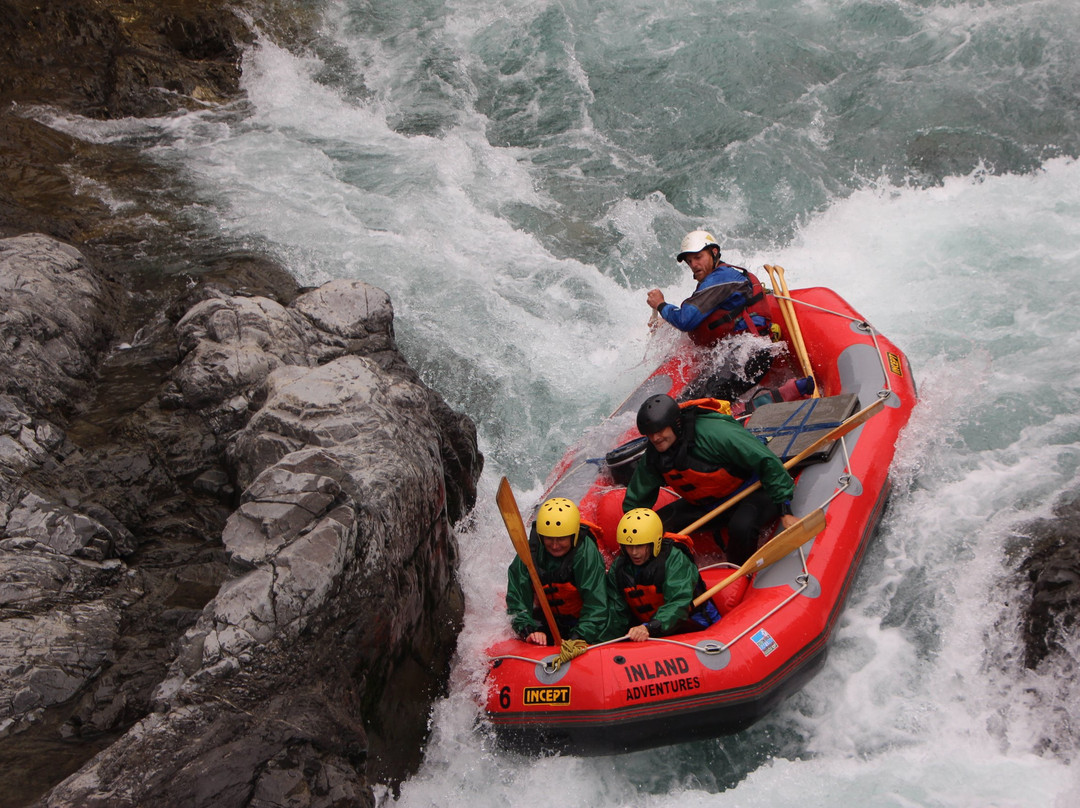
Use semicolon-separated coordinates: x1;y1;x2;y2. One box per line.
658;264;764;333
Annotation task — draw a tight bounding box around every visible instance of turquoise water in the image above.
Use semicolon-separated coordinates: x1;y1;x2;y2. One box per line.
44;0;1080;804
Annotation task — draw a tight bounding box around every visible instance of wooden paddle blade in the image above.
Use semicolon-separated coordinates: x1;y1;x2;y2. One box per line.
692;508;826;607
496;477;563;645
765;265;818;397
496;477;530;557
746;508;826;572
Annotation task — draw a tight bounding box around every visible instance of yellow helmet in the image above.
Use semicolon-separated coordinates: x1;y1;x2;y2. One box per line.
677;230;720;262
535;497;581;544
616;508;664;556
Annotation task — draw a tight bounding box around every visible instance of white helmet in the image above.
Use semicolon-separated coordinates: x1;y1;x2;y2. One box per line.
677;230;720;262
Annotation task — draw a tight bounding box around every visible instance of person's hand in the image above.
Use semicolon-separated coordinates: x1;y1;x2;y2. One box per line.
647;307;660;332
628;624;650;642
525;631;550;645
780;513;799;530
646;288;665;310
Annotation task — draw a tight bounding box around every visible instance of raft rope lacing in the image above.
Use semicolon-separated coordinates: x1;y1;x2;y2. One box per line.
771;292;896;400
491;294;895;672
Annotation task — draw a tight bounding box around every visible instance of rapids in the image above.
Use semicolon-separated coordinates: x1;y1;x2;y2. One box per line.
36;0;1080;804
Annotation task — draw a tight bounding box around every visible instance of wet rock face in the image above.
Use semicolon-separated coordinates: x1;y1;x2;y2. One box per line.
0;234;481;807
0;0;249;118
1;2;482;804
1016;491;1080;670
0;0;271;257
0;235;121;421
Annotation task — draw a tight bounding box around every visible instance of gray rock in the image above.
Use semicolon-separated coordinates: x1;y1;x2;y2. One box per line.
1014;489;1080;670
0;234;118;419
6;492;117;559
1;594;122;740
0;233;481;806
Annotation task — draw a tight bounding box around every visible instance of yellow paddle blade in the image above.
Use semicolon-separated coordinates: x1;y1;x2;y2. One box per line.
692;508;826;607
747;507;826;572
496;477;531;560
496;476;563;645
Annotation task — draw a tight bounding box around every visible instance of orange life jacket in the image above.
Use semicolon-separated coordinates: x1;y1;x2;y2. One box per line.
541;581;583;618
650;399;747;505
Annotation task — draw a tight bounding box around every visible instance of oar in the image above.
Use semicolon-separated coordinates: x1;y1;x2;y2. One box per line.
765;264;818;396
691;508;826;607
496;477;563;646
769;265;809;368
678;395;885;535
763;264;804;383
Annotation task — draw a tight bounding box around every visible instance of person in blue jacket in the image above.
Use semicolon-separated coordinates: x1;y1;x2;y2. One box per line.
647;230;775;398
647;230;772;341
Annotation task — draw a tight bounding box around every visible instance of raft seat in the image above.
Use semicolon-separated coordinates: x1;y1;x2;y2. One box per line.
743;393;860;466
700;565;751;615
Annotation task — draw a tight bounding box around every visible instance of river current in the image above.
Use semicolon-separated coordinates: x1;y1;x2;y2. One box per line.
43;0;1080;804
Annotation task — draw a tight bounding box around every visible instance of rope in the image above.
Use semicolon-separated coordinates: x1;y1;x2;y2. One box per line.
489;635;634;671
633;636;728;653
771;293;896;399
550;638;588;670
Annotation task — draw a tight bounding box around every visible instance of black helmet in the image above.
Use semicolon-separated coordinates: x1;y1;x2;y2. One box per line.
637;394;681;435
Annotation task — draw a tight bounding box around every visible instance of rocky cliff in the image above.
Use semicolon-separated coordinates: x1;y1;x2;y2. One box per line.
1;2;482;806
0;231;480;806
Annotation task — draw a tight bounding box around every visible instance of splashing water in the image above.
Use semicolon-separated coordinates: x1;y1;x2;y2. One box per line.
37;0;1080;804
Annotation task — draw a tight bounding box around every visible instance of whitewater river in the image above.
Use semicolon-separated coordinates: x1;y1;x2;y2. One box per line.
47;0;1080;804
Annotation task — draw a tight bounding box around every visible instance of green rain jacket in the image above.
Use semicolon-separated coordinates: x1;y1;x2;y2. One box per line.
506;528;617;644
623;410;795;511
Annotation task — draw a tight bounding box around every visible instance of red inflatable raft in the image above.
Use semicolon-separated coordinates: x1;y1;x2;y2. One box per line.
483;279;917;755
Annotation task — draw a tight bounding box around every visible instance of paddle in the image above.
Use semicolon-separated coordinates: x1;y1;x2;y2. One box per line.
678;395;885;535
496;476;563;646
764;264;818;397
691;507;826;607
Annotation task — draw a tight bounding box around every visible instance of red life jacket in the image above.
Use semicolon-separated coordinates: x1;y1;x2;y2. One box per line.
688;265;772;346
621;582;664;622
529;521;602;620
650;400;747;505
662;465;744;504
541;581;583;618
613;536;716;626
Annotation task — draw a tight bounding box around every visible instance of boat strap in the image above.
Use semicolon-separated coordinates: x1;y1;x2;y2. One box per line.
744;393;860;465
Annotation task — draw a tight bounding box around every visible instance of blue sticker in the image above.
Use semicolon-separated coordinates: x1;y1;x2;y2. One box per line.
751;628;778;656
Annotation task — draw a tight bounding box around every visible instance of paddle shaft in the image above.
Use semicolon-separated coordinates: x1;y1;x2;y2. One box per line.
692;507;826;607
678;396;885;535
764;265;818;396
496;477;563;645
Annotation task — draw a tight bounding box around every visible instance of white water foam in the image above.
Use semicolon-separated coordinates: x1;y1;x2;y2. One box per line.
26;1;1080;801
393;161;1080;807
